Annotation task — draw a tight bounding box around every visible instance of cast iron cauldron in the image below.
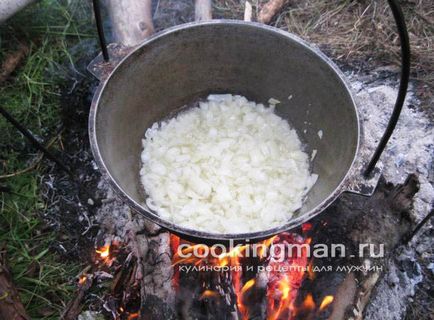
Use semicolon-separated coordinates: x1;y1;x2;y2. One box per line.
89;18;409;244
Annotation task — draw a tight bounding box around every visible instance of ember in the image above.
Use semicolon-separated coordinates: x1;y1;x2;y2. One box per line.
127;312;139;319
96;244;110;259
169;229;323;320
200;290;219;300
78;275;87;285
319;295;334;311
266;233;310;320
301;293;316;311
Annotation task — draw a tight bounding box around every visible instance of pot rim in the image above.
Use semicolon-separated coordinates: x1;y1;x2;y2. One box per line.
89;20;360;242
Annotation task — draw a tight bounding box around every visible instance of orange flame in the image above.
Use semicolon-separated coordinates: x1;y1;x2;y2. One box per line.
96;245;110;258
170;235;288;320
127;312;139;319
307;259;315;281
171;232;313;320
302;293;316;310
267;276;291;320
78;275;87;285
319;295;334;311
241;279;255;294
170;234;181;290
200;290;219;300
266;233;310;320
258;236;277;259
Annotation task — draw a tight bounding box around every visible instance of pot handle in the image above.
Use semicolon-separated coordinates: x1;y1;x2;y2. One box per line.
88;0;212;81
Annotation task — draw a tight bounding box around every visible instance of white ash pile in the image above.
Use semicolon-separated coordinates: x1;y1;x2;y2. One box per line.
349;73;433;320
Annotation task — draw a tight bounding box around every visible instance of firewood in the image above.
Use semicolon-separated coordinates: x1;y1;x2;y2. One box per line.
258;0;289;24
104;0;154;47
195;0;212;21
61;273;93;320
312;175;420;320
0;247;30;320
244;1;253;22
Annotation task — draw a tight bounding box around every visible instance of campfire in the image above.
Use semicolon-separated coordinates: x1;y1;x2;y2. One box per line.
168;223;338;320
61;169;420;320
79;223;340;320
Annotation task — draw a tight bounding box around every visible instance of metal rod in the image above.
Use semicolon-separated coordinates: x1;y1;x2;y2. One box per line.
0;105;72;176
92;0;109;61
363;0;410;177
403;209;434;245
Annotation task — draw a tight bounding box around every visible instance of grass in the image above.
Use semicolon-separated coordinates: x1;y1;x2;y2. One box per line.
1;180;80;318
214;0;434;99
0;0;93;318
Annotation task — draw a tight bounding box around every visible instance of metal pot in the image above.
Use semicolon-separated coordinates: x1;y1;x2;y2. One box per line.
0;0;36;23
88;17;409;244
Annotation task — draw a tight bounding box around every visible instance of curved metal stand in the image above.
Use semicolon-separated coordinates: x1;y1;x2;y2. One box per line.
363;0;411;176
90;0;411;177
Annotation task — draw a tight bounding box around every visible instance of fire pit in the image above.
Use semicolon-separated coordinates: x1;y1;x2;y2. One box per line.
57;1;431;320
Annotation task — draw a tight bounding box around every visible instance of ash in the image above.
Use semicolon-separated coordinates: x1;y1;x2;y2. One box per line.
93;178;176;307
350;75;433;220
348;73;433;320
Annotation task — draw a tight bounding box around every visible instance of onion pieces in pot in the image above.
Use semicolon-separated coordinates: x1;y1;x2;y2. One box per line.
140;94;317;234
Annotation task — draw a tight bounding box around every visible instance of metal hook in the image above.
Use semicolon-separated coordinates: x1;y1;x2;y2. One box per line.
92;0;109;62
363;0;411;177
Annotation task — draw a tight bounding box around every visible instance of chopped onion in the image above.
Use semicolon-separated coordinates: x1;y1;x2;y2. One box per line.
140;94;318;234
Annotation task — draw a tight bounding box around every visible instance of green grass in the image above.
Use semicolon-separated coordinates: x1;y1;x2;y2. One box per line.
0;0;93;318
0;177;80;318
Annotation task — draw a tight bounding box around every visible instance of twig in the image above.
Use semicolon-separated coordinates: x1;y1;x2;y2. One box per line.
258;0;289;24
0;43;29;84
61;273;93;320
244;1;253;22
195;0;212;21
0;131;63;179
0;156;42;179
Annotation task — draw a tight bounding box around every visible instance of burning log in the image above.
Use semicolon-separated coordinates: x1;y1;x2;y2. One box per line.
0;247;30;320
61;271;93;320
266;233;310;320
172;236;240;319
135;222;176;312
170;233;318;320
99;221;176;318
294;174;420;320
